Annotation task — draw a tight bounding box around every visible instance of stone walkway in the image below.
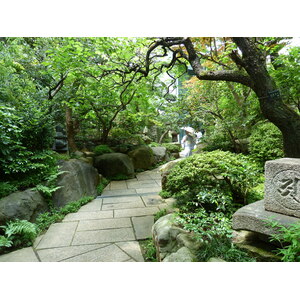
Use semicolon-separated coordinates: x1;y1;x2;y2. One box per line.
0;168;171;262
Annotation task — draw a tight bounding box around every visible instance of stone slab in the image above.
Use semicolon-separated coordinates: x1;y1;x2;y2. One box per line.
136;174;153;181
0;247;39;262
102;195;142;204
37;244;109;262
114;207;159;218
135;187;161;194
62;210;113;222
77;199;102;212
116;241;144;262
265;158;300;218
62;244;131;262
141;194;164;206
127;180;159;189
77;218;131;231
101;189;137;197
109;181;128;190
72;227;135;245
232;200;300;236
132;215;154;239
102;200;145;210
36;222;78;249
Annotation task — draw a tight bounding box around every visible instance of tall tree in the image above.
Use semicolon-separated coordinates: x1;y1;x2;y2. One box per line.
136;37;300;157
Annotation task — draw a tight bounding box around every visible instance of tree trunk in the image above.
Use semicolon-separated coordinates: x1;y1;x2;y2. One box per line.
232;37;300;158
65;106;78;152
159;130;169;144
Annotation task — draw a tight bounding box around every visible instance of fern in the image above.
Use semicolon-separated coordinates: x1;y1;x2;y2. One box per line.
3;219;37;247
0;235;13;248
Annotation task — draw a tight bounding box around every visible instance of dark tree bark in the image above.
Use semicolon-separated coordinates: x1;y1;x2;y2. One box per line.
65;106;78;152
231;38;300;158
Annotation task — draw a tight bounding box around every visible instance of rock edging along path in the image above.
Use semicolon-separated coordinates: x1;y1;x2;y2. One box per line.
0;168;173;262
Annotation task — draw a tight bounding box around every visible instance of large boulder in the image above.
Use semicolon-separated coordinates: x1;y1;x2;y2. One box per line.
94;153;135;178
52;159;99;207
151;146;167;163
152;213;202;262
127;145;155;171
0;189;48;225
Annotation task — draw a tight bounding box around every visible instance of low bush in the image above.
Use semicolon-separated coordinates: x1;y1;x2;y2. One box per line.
196;236;256;262
269;220;300;262
249;121;284;167
162;143;181;153
0;182;18;198
164;150;261;207
93;145;113;156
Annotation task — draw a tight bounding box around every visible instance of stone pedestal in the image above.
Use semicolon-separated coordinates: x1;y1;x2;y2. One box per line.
232;158;300;239
265;158;300;218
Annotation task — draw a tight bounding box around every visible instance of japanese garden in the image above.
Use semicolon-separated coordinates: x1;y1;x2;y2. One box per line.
0;37;300;262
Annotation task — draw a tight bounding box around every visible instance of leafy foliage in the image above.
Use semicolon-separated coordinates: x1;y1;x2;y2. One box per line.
164;150;261;206
249;121;284;166
196;236;256;262
0;219;37;249
93;145;114;156
269;220;300;262
161;143;181;153
96;178;110;195
0;182;18;198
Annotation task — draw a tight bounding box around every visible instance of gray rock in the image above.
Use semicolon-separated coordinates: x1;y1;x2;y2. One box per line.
151;147;167;163
94;153;134;178
0;189;48;225
163;246;196;262
232;200;300;237
52;159;99;207
128;145;155;170
264;158;300;218
152;213;201;261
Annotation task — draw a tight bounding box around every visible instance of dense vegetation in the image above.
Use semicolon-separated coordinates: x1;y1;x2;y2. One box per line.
0;37;299;261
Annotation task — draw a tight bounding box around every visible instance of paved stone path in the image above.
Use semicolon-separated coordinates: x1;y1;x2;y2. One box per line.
0;168;172;262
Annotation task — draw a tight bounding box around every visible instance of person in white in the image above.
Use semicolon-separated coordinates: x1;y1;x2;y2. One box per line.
181;127;196;157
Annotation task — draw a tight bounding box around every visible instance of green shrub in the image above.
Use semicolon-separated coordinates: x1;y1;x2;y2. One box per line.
154;209;168;222
196;236;256;262
139;238;157;262
162;143;181;153
93;144;113;156
249;121;284;166
269;221;300;262
202;131;235;152
0;182;18;198
175;209;233;242
164;150;261;207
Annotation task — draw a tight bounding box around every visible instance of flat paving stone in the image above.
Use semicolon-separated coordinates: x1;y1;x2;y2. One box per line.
77;218;131;231
102;195;142;204
62;210;113;222
116;241;144;262
136;174;153;181
132;215;154;240
127;180;159;189
77;199;102;212
109;181;128;190
135;186;161;194
62;244;131;262
102;200;145;210
101;189;137;197
114;207;159;218
0;247;39;262
36;222;78;249
142;194;164;206
72;227;135;245
37;244;109;262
